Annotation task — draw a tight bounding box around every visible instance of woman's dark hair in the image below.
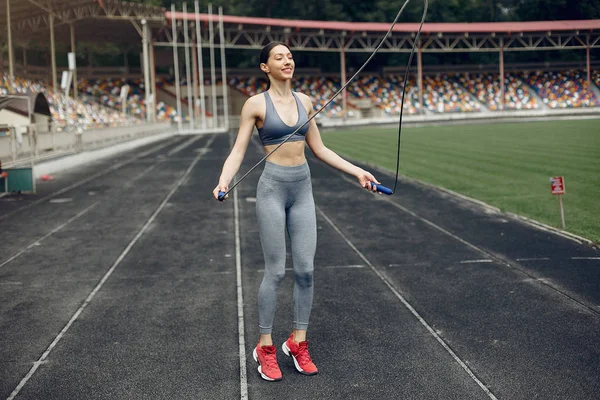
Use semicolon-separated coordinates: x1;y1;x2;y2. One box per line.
260;41;291;90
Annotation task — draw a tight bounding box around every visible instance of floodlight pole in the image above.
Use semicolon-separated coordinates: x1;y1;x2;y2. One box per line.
183;2;194;130
195;0;207;130
208;4;218;129
218;6;229;131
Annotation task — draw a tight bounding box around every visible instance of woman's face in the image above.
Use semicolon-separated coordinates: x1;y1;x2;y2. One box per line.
262;44;295;81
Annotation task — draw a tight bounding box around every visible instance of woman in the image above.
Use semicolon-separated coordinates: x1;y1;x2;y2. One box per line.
213;41;381;382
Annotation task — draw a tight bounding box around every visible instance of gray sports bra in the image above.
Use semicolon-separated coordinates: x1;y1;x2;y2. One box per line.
257;91;310;146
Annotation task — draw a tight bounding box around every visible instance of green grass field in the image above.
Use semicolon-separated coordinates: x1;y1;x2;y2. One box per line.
321;119;600;244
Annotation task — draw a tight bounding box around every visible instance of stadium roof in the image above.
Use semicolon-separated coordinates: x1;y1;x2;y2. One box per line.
166;12;600;34
159;12;600;53
0;0;165;45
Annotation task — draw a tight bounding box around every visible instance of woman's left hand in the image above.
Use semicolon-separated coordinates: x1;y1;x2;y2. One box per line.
356;169;380;193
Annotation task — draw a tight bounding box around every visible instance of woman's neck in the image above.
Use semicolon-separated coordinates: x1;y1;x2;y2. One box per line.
268;79;292;99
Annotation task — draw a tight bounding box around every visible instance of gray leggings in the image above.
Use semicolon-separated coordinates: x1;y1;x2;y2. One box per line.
256;161;317;335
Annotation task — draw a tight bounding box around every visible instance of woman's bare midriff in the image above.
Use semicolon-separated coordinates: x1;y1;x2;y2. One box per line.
263;141;307;166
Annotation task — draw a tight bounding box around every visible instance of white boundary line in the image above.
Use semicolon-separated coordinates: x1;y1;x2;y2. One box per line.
0;202;100;269
167;135;204;157
6;134;216;400
315;205;499;400
0;137;180;223
231;131;249;400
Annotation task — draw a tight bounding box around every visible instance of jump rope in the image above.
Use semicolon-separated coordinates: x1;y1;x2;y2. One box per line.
219;0;429;201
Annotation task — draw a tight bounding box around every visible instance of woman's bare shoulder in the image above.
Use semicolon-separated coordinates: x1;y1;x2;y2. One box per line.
242;93;266;114
294;92;313;112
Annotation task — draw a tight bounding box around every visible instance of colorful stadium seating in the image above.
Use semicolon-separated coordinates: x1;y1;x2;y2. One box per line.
1;74;141;130
79;78;176;121
520;70;600;108
423;74;480;113
347;74;420;115
457;73;538;111
3;70;598;133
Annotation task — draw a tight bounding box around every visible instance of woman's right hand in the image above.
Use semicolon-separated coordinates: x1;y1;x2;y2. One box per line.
213;182;229;201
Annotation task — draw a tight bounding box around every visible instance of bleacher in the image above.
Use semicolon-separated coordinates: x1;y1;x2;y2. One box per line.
1;74;140;130
347;74;420;115
3;68;599;133
457;73;538;111
520;70;600;108
79;78;177;122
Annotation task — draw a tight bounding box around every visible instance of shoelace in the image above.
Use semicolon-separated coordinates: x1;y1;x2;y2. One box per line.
296;342;313;365
262;347;279;369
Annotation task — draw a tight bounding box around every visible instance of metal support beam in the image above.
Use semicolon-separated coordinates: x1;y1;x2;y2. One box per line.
171;4;183;131
219;6;229;130
586;38;592;99
192;43;199;119
340;40;347;118
142;19;151;122
7;0;14;77
500;38;505;111
151;40;157;123
417;42;424;115
70;24;78;99
50;13;57;89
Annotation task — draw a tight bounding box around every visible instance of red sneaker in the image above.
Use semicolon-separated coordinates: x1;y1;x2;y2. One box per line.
282;334;318;375
253;343;282;382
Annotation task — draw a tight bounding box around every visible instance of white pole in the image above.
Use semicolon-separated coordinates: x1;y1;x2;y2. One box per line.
195;1;207;130
558;195;566;229
171;4;183;132
208;4;218;129
7;0;14;77
218;6;229;131
50;14;57;90
183;3;194;130
70;24;78;99
142;19;151;123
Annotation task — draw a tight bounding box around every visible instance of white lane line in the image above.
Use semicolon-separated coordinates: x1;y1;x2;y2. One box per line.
388;262;431;267
333;172;600;316
315;205;498;400
572;257;600;260
167;135;204;157
0;138;179;222
234;177;249;400
6;134;216;400
0;202;100;269
232;131;248;400
123;163;160;189
459;259;493;264
516;258;550;261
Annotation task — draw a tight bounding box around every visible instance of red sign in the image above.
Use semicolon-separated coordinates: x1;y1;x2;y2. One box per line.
550;176;565;195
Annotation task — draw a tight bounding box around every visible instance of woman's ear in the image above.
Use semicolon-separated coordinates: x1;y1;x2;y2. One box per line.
260;63;269;74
